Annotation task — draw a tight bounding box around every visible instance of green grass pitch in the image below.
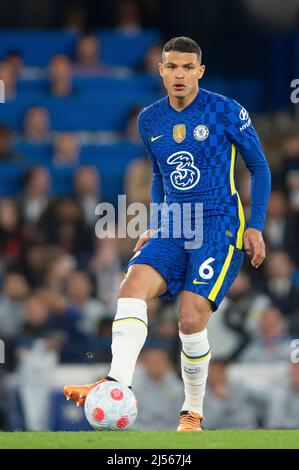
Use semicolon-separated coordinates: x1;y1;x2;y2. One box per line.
0;431;298;449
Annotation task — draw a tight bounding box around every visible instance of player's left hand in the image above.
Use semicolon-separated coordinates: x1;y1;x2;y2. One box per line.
243;228;266;268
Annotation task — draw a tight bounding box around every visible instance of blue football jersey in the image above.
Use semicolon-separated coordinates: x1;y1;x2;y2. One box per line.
138;88;271;247
128;88;271;308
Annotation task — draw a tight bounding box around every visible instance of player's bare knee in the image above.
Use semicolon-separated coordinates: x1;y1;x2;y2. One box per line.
119;276;146;300
178;310;207;333
178;298;212;333
178;312;197;333
119;264;166;301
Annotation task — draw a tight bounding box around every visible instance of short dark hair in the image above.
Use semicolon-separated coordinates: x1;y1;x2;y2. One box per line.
163;36;202;62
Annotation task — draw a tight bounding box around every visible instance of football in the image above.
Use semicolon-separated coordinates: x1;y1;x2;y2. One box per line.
84;381;138;431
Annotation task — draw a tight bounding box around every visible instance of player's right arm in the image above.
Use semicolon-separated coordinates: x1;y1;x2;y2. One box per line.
133;110;165;253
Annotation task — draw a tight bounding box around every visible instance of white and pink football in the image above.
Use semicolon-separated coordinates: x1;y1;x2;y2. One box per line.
84;381;138;431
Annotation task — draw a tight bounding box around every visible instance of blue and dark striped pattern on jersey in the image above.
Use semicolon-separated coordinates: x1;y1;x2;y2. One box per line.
138;87;271;234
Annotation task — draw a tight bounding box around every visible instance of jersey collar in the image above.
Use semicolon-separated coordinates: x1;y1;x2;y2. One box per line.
166;87;204;115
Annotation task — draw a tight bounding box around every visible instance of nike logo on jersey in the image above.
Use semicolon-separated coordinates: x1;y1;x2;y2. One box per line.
193;280;209;285
151;135;163;142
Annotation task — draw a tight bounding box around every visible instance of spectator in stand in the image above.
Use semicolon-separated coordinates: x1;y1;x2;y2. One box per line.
62;4;87;33
280;133;299;217
282;171;299;267
0;273;29;340
116;0;142;34
239;306;291;364
0;198;28;269
204;360;260;429
88;236;123;311
40;285;106;365
265;362;299;429
0;125;21;162
4;50;24;76
124;106;143;142
73;166;100;228
48;54;73;97
87;316;113;363
286;170;299;211
132;347;184;430
14;292;60;431
21;166;51;226
0;61;17;99
66;270;110;335
142;44;165;94
149;302;180;367
0;370;9;430
53;132;79;165
18;244;61;289
281;133;299;176
16;294;50;349
74;34;109;75
146;297;163;325
37;287;90;362
266;186;299;267
75;34;99;68
23;106;50;142
144;44;163;75
123;109;152;254
44;253;76;292
264;189;290;250
207;270;271;361
16;334;59;431
263;250;299;319
39;197;93;263
263;186;299;272
125;156;152;206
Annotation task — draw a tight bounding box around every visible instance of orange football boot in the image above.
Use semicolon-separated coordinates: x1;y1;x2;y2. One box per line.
64;377;109;407
177;411;203;432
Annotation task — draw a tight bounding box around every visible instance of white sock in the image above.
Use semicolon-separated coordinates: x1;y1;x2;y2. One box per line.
108;298;148;387
179;329;211;416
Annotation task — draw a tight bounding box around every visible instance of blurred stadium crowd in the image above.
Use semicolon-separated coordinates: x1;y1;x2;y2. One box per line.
0;0;299;432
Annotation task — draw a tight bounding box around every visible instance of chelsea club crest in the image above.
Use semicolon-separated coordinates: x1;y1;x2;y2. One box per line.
193;125;209;141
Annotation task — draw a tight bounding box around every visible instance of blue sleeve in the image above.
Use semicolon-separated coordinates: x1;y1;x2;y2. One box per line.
225;100;271;232
137;111;165;229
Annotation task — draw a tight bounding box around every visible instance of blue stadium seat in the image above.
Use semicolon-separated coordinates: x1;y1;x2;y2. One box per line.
80;141;143;203
13;141;52;164
201;77;263;112
0;163;75;197
72;73;161;94
17;78;49;95
263;35;293;111
0;93;159;131
0;97;38;130
0;163;26;196
79;141;143;163
48;165;76;196
0;29;161;68
97;29;161;67
200;78;231;97
0;141;143;202
0;30;77;67
230;79;263;112
16;74;161;99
